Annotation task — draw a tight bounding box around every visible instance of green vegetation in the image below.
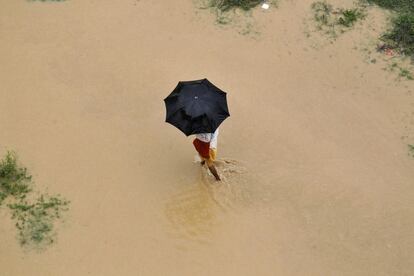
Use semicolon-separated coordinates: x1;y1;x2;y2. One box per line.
367;0;414;13
387;62;414;80
0;152;31;205
8;195;69;247
312;1;334;27
338;8;366;27
399;67;414;79
0;151;69;249
409;144;414;157
208;0;262;11
367;0;414;58
311;0;414;78
197;0;272;36
311;1;365;37
382;14;414;57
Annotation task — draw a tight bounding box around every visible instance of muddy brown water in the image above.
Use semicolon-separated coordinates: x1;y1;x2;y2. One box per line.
1;0;414;275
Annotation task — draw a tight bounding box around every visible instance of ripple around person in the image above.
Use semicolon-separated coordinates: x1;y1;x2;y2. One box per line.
164;158;265;246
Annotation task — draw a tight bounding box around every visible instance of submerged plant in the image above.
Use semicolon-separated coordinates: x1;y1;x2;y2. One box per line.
0;151;31;205
382;14;414;57
366;0;414;58
311;1;365;37
387;62;414;80
366;0;414;13
409;144;414;157
197;0;268;36
338;8;365;27
8;195;69;247
312;1;333;26
208;0;262;11
0;151;69;249
399;67;414;79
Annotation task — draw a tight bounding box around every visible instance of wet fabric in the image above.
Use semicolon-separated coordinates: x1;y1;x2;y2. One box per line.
195;128;219;149
193;138;210;159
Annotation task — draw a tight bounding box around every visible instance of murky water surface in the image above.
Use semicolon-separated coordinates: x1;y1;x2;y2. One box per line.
1;1;414;275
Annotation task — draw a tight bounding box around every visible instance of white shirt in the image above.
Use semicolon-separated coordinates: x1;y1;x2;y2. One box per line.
195;128;219;149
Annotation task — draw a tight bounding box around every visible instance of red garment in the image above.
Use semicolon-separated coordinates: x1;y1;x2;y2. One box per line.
193;138;210;159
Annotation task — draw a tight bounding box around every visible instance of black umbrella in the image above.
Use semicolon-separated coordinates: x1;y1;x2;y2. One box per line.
164;78;230;136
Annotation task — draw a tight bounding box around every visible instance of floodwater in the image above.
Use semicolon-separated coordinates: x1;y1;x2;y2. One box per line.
1;0;414;275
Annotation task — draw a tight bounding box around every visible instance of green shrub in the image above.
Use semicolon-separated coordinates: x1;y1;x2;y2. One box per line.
208;0;262;11
367;0;414;13
367;0;414;57
382;13;414;56
409;144;414;156
311;1;366;36
0;152;31;204
8;195;69;246
312;1;333;26
0;151;69;249
338;8;365;27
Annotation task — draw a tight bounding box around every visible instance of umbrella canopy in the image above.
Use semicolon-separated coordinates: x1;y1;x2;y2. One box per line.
164;79;230;136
